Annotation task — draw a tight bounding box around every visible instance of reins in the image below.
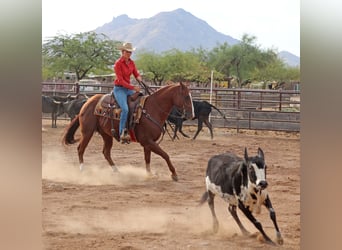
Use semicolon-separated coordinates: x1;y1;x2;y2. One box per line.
139;81;189;118
137;80;166;143
138;80;154;95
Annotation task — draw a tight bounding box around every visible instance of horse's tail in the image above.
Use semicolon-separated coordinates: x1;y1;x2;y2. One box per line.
198;191;209;206
206;101;228;120
62;115;80;145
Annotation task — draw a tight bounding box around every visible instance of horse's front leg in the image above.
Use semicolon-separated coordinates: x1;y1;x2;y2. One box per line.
143;142;178;181
143;147;152;175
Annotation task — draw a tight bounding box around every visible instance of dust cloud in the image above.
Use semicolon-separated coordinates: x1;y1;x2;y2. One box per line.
51;204;239;238
42;150;157;186
43;149;253;238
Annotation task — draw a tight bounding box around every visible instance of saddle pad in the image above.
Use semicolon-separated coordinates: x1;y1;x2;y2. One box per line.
94;94;121;119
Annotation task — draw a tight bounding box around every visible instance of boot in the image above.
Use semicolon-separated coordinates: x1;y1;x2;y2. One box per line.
120;129;131;144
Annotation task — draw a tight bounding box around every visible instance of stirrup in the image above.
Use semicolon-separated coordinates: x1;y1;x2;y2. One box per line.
120;131;131;144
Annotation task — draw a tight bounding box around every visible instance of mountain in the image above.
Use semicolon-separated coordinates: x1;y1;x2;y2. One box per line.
94;8;299;66
95;8;239;53
278;51;300;67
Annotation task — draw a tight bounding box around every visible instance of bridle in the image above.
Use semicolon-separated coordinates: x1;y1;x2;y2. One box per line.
138;80;192;118
137;81;192;141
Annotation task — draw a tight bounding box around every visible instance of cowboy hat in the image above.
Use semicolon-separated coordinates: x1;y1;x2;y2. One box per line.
117;42;136;52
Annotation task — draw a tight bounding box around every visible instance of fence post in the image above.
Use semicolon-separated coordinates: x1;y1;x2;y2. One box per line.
260;92;263;110
238;91;241;109
248;111;251;129
75;82;79;95
236;110;243;133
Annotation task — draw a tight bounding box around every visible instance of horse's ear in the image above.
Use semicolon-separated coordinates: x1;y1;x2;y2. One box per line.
183;81;191;88
166;80;174;85
179;82;187;89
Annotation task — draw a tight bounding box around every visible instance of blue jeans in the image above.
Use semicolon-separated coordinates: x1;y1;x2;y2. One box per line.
113;86;135;135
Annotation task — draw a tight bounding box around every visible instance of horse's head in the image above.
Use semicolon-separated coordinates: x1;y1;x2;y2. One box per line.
244;147;268;190
173;82;194;120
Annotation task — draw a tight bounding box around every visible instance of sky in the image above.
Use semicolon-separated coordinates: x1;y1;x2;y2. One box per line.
42;0;300;56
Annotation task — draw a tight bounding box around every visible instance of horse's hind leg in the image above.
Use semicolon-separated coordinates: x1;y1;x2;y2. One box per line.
99;132;118;172
77;132;94;171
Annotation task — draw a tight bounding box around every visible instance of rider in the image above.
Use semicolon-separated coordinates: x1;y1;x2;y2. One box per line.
113;42;142;143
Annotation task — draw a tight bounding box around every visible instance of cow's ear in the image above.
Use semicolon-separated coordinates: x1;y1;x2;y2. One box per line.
244;147;248;161
257;147;264;159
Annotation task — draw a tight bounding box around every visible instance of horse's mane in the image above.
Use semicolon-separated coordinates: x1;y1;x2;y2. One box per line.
153;83;181;94
159;82;179;89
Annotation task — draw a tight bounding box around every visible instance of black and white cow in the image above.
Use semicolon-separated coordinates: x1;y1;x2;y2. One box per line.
199;147;283;245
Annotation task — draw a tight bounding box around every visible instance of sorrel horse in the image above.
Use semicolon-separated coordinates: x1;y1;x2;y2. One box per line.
62;82;194;181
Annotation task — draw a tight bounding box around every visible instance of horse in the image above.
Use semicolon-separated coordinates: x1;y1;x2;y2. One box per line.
167;100;227;140
42;95;65;128
62;82;194;181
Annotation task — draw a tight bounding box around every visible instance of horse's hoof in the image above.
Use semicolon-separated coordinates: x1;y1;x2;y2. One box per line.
213;221;219;234
111;166;119;173
171;174;178;181
145;172;158;180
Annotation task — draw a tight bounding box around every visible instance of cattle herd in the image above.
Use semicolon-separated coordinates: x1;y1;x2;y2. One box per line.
42;94;88;127
42;93;285;246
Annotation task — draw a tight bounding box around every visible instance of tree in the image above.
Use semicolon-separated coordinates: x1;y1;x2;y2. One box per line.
42;32;121;80
206;42;235;88
206;35;279;88
136;49;204;85
135;51;168;85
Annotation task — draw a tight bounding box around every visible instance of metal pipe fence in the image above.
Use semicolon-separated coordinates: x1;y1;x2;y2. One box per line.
42;82;300;132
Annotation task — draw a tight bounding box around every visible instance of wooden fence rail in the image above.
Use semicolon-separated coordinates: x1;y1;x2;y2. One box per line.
42;82;300;132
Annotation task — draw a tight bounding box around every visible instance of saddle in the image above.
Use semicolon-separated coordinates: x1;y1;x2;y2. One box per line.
94;93;120;119
94;92;147;140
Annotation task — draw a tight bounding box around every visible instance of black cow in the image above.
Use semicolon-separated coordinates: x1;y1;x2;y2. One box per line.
62;98;87;120
50;94;73;102
51;93;88;102
42;95;65;128
199;148;283;246
167;100;227;140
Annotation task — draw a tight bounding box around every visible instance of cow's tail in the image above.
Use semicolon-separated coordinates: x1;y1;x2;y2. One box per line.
62;115;80;145
198;191;209;206
208;102;228;120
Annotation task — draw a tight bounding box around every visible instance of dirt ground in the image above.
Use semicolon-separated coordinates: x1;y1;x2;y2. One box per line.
42;119;300;250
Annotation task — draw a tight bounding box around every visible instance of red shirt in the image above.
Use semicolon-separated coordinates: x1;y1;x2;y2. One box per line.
114;56;140;90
